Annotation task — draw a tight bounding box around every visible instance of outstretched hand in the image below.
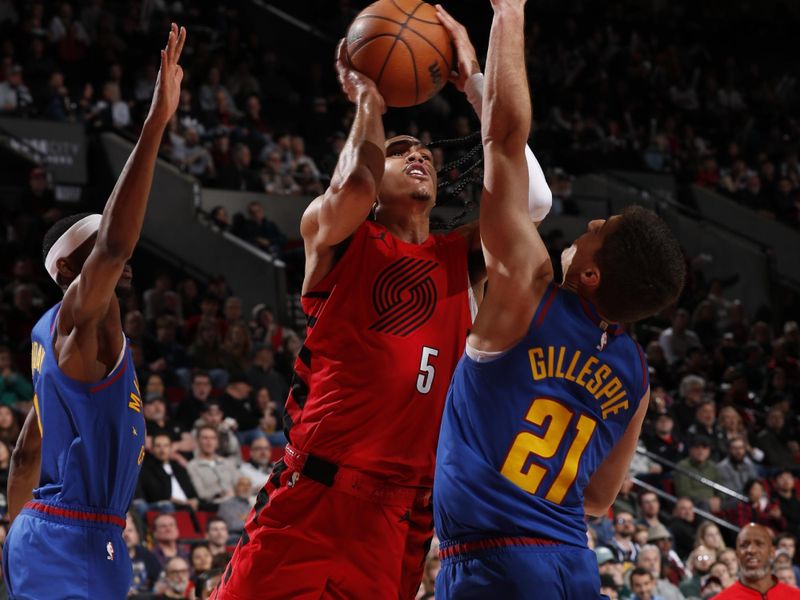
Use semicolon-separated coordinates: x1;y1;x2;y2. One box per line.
435;4;480;92
148;23;186;126
335;39;386;113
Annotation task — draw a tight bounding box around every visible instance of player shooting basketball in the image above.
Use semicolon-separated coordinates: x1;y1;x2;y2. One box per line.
432;1;687;598
3;24;186;600
213;6;552;599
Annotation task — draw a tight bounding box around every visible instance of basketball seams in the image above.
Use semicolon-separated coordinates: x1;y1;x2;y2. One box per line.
374;0;425;89
395;36;419;104
401;25;451;72
348;33;400;62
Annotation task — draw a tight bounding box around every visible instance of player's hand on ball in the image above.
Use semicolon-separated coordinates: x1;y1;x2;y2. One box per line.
435;5;479;92
335;39;386;114
148;22;186;126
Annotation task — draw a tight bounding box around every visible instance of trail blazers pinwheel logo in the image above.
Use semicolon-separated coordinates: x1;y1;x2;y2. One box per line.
370;257;438;336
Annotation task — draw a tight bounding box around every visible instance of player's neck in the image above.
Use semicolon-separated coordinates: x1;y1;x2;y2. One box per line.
375;207;430;244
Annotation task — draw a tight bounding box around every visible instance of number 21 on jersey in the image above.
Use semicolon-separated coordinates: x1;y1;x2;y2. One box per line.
500;397;597;504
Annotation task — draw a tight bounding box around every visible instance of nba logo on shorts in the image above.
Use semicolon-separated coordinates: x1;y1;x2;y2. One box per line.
106;541;115;561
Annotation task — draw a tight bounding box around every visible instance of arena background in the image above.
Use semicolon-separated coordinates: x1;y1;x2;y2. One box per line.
0;0;798;598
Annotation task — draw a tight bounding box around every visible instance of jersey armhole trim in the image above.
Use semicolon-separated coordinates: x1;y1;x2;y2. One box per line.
465;340;512;363
533;283;559;329
634;340;649;397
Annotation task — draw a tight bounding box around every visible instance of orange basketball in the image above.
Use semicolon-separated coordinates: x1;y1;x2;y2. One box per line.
346;0;453;108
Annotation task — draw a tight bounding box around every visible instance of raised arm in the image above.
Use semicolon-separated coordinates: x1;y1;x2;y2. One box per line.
58;25;185;377
471;0;553;350
583;389;650;516
300;41;386;290
7;409;42;523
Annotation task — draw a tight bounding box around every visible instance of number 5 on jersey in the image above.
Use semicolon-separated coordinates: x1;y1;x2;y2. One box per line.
500;397;597;504
416;346;439;394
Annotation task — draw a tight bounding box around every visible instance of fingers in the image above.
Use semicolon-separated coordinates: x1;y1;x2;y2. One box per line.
435;4;462;36
175;26;187;62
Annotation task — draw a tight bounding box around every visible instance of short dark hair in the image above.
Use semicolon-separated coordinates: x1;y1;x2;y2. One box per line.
630;567;653;582
192;369;211;383
41;212;93;265
594;206;686;322
205;516;227;532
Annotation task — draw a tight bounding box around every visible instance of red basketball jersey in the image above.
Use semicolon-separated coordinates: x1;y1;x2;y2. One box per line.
284;220;471;487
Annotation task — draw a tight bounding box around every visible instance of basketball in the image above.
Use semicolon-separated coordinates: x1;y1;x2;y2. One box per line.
346;0;453;108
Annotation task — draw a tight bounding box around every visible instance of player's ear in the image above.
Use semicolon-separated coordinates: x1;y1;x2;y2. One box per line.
579;265;600;292
56;257;77;283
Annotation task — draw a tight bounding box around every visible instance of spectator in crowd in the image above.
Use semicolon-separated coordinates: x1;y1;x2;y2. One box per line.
175;370;214;432
246;344;288;411
188;321;231;385
174;126;215;182
669;497;700;559
635;545;685;600
600;573;620;600
596;547;628;598
218;476;252;537
714;524;799;598
189;543;214;586
725;479;786;532
193;400;240;465
643;412;686;469
648;524;689;585
209;206;231;231
756;408;797;469
0;347;32;408
219;372;258;433
150;513;190;567
124;512;161;596
137;432;199;513
0;64;32;114
221;323;253;372
659;309;702;365
606;511;640;564
673;436;722;511
695;522;728;556
231;201;287;256
679;545;717;598
154;555;193;599
638;491;665;529
217;143;261;192
673;375;707;432
239;435;273;493
718;548;739;582
775;534;800;585
775;565;797;589
204;517;230;556
143;395;192;454
716;435;760;498
185;293;221;342
0;405;21;448
630;567;665;600
686;400;726;461
187;425;238;509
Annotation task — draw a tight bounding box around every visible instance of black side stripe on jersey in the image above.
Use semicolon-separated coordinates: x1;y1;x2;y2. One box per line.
282;411;293;440
305;313;318;328
289;371;310;410
298;345;312;368
302;290;331;299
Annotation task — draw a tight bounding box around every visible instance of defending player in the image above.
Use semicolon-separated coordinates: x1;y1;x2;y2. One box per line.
213;17;552;600
2;24;186;600
433;1;686;598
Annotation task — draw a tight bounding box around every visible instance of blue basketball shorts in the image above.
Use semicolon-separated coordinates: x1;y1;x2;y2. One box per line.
436;537;609;600
3;502;131;600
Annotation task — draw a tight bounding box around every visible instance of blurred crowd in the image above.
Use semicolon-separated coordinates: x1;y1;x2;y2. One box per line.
0;0;799;598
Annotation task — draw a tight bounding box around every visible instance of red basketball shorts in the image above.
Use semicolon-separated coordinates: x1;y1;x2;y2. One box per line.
211;461;433;600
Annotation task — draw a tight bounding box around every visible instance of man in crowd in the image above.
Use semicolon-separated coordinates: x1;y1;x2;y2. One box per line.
669;497;701;559
630;568;666;600
636;544;686;600
138;432;199;512
658;309;701;365
607;511;641;564
638;491;665;529
124;513;162;596
756;408;797;469
151;513;190;567
648;524;689;585
231;201;286;254
776;534;800;585
714;524;800;598
218;476;253;537
205;517;231;556
187;425;238;510
717;435;760;497
674;436;722;511
773;472;800;538
176;370;214;431
239;436;273;493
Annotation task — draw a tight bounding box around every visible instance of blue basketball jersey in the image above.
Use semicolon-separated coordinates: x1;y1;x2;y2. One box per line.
29;303;145;514
434;284;649;548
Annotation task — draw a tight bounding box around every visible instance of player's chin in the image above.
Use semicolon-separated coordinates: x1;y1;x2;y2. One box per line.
410;186;434;203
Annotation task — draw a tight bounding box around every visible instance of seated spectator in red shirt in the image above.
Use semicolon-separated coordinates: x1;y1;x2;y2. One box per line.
723;479;787;533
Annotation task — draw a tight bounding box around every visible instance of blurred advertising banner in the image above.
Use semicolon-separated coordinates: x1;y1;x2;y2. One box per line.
0;117;87;184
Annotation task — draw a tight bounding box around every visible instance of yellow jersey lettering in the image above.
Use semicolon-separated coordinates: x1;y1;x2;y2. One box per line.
602;401;629;420
587;364;611;396
546;346;555;378
564;350;581;382
31;342;46;375
554;347;567;378
128;392;142;413
575;356;599;387
137;445;145;465
529;348;546;380
596;377;623;403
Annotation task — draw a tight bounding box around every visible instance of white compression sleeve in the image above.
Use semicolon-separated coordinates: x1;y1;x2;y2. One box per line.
465;73;552;222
